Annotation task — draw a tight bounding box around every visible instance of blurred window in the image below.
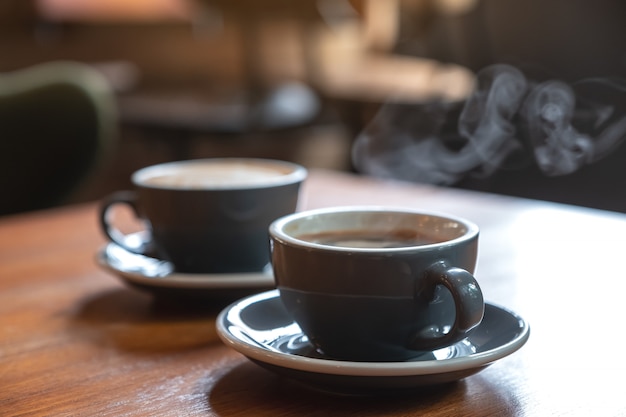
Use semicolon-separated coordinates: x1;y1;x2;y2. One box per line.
35;0;193;22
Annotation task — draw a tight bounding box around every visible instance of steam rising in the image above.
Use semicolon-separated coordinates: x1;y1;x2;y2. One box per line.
352;64;626;184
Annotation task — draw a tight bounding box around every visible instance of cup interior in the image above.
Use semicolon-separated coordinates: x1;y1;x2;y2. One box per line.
132;158;307;190
272;207;477;250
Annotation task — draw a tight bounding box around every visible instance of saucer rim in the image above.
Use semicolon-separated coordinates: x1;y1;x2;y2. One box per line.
96;242;275;289
217;290;530;377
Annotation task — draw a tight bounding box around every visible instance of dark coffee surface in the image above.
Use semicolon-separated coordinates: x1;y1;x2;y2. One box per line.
296;229;443;248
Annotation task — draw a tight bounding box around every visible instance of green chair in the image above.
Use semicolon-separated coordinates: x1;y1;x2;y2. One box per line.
0;61;118;216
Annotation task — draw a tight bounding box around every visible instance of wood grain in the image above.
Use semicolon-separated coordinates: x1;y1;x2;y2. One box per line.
2;169;625;416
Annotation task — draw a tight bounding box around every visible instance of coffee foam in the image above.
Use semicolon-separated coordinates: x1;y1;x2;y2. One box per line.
139;160;295;189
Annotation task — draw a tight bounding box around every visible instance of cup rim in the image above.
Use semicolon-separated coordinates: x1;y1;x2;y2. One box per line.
131;158;307;190
269;206;479;253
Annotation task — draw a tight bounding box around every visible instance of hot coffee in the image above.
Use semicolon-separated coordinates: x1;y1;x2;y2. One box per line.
269;206;484;361
138;160;294;189
297;229;444;248
100;158;307;273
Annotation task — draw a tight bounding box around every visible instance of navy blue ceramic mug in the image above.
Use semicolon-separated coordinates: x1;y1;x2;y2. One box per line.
100;158;306;273
269;206;484;361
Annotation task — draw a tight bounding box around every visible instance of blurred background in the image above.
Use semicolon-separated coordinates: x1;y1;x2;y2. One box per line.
2;0;626;215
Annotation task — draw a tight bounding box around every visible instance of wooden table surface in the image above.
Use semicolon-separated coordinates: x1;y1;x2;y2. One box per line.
2;169;625;416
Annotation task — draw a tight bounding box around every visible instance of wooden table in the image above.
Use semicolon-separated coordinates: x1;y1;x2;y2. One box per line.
2;169;625;416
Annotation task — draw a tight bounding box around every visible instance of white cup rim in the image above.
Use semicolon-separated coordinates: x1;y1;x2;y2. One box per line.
269;206;479;253
132;158;307;190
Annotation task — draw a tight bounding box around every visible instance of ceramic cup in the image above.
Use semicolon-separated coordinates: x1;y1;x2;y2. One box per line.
100;158;306;273
269;206;484;361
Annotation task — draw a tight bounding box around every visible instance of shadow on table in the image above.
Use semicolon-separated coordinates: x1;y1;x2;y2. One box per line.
69;286;235;354
206;361;520;416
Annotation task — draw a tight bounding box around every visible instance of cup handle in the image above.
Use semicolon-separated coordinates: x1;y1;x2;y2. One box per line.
99;191;153;255
411;260;485;351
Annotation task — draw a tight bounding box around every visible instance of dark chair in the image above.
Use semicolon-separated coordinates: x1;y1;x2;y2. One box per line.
0;61;118;216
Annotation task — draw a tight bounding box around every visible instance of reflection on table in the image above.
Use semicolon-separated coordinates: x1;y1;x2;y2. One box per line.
2;169;626;416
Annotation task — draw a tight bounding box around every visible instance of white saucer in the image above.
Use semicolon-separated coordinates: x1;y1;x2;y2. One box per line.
217;290;530;395
96;233;274;299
